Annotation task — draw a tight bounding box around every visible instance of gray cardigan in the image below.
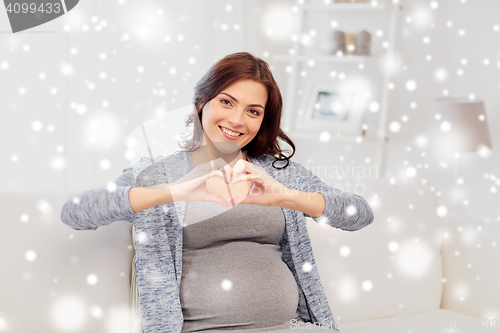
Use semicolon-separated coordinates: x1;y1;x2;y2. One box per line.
61;150;374;333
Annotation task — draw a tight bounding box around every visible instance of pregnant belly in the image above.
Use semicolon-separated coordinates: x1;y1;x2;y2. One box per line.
180;242;300;329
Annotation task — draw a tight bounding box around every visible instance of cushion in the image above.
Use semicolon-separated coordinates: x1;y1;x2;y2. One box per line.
440;214;500;320
306;179;443;322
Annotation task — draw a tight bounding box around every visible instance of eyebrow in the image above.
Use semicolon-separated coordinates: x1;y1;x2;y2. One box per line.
219;92;265;110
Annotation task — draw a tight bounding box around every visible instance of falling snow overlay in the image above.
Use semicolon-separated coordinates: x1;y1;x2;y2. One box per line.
1;0;500;332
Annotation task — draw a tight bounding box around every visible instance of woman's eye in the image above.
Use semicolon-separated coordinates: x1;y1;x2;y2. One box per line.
220;99;259;115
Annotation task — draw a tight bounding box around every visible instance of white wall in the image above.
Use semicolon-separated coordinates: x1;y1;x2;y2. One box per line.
381;0;500;222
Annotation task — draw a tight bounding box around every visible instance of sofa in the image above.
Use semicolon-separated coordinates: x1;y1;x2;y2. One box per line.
0;190;134;333
1;179;498;333
305;179;500;332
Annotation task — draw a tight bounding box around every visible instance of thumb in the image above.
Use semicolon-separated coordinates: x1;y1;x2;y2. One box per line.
202;169;224;182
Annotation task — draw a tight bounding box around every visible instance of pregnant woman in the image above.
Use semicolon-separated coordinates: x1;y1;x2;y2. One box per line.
61;52;374;333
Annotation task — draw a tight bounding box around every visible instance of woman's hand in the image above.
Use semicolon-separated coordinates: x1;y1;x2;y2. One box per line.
169;157;232;207
228;159;292;207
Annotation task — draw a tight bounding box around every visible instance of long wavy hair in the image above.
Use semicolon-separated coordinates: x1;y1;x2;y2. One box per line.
178;52;295;169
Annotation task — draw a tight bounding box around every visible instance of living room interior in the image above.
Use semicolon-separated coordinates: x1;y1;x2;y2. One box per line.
1;0;499;332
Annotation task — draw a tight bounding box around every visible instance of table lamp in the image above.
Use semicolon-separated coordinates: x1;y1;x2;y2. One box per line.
427;96;492;212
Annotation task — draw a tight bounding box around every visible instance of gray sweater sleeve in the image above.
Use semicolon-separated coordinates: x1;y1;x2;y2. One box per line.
60;166;137;231
294;162;374;232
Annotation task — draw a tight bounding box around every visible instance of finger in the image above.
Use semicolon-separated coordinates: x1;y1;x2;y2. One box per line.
231;160;248;182
223;164;233;183
227;194;249;205
231;159;245;175
207;192;230;207
231;176;246;185
234;160;264;181
205;169;224;181
231;174;259;184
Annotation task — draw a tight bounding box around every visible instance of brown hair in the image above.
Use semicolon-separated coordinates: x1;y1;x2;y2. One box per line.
178;52;295;169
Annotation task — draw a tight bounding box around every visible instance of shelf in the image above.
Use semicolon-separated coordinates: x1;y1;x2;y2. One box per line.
287;130;383;143
279;0;402;177
272;53;384;64
298;2;387;11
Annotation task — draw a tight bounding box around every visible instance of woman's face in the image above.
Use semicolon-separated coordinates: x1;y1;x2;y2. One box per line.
201;79;268;152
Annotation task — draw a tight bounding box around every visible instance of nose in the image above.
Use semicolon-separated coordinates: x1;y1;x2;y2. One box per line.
227;109;245;127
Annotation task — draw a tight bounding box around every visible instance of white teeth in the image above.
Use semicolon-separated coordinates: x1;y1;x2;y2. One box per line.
220;126;241;137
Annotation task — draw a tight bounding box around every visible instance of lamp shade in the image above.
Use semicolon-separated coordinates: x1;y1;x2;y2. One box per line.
427;97;492;153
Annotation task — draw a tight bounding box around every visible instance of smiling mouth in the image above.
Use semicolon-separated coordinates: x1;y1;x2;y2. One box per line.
219;126;244;137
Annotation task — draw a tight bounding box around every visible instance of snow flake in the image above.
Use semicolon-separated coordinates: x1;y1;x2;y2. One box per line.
25;250;36;261
389;121;401;132
436;206;447;217
221;279;233;290
405;80;417;91
50;156;66;171
434;68;448;81
369;101;380;113
440;121;451;132
137;232;147;243
361;280;373;291
345;205;357;216
302;262;312;272
106;182;117;192
59;62;75;77
89;305;104;319
319;131;331;143
37;200;52;214
87;274;98;285
49;295;87;331
339;246;351;257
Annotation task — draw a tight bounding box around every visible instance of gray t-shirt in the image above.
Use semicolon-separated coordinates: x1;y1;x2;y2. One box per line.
180;201;304;332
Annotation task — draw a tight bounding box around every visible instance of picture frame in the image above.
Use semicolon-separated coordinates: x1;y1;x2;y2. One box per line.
294;82;367;134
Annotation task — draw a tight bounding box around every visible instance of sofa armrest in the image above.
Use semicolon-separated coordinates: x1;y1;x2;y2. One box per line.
440;213;500;322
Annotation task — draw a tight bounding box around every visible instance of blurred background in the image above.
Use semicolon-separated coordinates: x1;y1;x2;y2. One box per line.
2;0;499;222
1;1;500;332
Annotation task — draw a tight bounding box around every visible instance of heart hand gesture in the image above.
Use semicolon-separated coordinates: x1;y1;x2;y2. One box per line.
169;157;233;206
227;159;292;207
